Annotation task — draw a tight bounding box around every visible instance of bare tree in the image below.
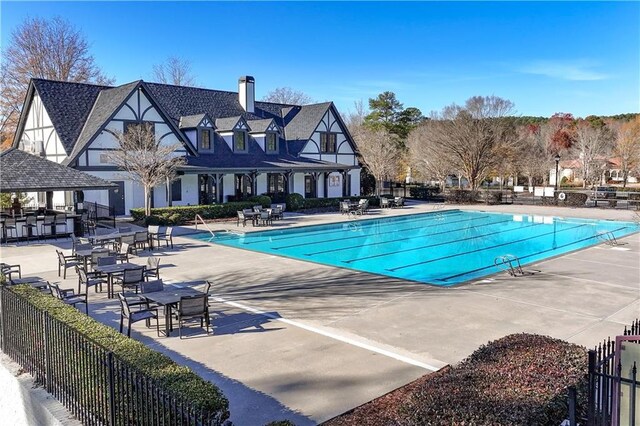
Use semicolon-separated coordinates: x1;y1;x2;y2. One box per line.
406;122;454;190
0;17;113;146
353;126;402;196
516;124;554;187
106;124;185;216
421;96;517;191
611;117;640;187
573;120;613;188
343;99;367;132
262;87;313;105
152;56;196;86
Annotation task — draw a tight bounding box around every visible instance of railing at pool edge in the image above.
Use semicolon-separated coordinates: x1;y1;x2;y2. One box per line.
195;214;216;238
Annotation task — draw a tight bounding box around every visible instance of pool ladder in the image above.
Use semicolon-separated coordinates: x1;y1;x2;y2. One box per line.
596;231;624;246
494;254;525;277
194;214;216;238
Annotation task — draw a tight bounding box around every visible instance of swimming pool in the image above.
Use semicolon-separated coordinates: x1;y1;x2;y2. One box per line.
188;210;639;286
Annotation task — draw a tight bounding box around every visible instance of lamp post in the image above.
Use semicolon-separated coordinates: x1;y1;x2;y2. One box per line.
554;154;561;191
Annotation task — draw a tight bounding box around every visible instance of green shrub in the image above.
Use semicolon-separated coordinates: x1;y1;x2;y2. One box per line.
247;195;272;208
285;193;305;211
445;189;479;204
401;334;587;425
9;285;229;422
409;186;441;200
131;202;258;224
484;190;503;205
556;192;588;207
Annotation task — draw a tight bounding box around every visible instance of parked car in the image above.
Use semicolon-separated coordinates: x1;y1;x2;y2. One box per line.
590;186;617;199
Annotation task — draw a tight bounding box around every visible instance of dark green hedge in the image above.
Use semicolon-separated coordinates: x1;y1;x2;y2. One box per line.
401;334;587;425
409;186;441;200
131;202;259;225
9;285;229;422
445;189;480;204
284;194;380;211
556;192;588;207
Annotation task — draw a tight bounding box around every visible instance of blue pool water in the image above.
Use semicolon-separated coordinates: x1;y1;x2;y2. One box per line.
188;210;639;286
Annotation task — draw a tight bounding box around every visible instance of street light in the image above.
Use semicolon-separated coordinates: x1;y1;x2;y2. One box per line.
554;154;561;191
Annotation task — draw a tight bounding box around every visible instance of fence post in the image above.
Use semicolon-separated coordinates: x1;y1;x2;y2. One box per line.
588;349;596;426
568;386;577;426
107;351;116;426
42;311;50;393
0;287;5;352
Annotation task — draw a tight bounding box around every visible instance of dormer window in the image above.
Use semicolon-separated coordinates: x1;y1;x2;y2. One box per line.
266;133;278;153
234;130;247;152
320;132;337;153
200;129;211;150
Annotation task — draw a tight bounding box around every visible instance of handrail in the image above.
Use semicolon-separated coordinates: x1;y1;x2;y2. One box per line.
596;231;625;246
194;214;216;238
494;254;524;277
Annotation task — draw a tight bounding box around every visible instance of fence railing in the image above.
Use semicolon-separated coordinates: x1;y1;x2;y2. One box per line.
0;287;225;425
568;319;640;426
85;201;116;229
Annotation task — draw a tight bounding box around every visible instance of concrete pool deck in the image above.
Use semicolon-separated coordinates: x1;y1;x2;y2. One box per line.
1;202;639;425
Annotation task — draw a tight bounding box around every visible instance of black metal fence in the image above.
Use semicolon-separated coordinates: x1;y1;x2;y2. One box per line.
85;201;116;229
0;287;225;425
569;319;640;426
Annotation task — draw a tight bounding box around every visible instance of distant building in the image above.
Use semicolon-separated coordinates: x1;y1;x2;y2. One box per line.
13;76;360;215
550;157;638;186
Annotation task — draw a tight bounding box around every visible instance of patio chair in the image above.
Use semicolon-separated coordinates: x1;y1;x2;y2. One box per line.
96;255;117;267
118;292;159;337
50;282;88;314
356;200;369;215
156;227;174;249
380;198;390;209
71;234;91;254
76;264;105;294
112;266;145;294
394;197;405;208
115;242;131;263
253;205;262;213
144;257;161;281
258;210;272;226
56;249;79;279
139;279;163;294
3;218;17;242
271;206;284;220
172;294;210;339
81;213;96;236
21;215;39;243
0;263;21;281
134;231;148;251
54;214;68;236
120;234;137;255
40;215;55;238
89;249;111;270
237;211;251;227
340;201;351;215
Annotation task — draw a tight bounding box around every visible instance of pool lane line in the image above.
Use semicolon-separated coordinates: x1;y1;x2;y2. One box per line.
211;296;442;372
304;217;512;256
386;223;588;272
336;219;535;262
270;214;490;251
437;226;630;282
239;210;465;246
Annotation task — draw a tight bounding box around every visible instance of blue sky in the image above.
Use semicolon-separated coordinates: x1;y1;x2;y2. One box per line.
2;1;639;118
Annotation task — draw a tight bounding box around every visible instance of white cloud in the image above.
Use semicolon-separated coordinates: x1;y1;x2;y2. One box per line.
519;60;609;81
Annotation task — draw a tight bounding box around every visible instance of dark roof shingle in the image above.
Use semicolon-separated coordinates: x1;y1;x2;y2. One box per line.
0;148;116;192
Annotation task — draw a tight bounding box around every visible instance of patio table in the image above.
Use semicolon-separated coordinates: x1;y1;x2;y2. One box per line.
94;262;144;298
75;247;110;270
142;286;204;337
9;276;49;291
89;231;137;245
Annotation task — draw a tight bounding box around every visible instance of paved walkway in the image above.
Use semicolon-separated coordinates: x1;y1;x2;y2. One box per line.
1;202;638;425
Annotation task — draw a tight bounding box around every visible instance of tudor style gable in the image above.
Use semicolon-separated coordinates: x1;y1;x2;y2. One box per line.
70;83;196;169
298;103;357;166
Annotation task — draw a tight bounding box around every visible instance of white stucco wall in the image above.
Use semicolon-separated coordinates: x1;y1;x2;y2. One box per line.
256;174;268;195
19;92;67;163
223;174;236;202
292;173;305;196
